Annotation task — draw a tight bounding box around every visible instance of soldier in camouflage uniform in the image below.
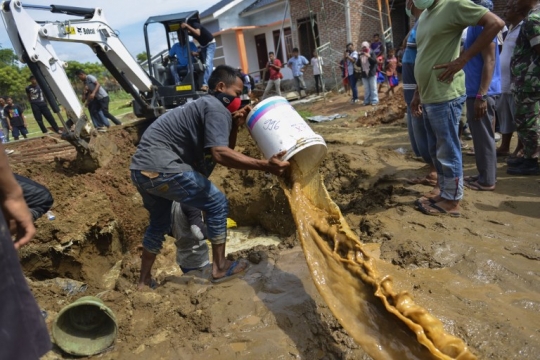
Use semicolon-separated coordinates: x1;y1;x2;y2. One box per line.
510;0;540;175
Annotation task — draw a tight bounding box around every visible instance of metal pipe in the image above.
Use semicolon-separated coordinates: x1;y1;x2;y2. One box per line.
345;0;351;43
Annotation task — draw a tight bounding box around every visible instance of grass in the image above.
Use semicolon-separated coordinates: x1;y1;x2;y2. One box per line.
14;93;133;140
296;109;314;120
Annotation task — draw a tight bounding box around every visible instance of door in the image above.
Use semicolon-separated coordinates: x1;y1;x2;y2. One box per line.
255;34;268;80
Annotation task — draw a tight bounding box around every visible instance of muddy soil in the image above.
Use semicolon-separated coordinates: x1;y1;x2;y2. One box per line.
6;89;540;359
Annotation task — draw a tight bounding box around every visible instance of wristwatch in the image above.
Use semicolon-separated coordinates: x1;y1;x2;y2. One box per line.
476;94;487;101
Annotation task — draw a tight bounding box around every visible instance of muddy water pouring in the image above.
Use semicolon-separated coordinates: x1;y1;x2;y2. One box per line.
246;99;476;360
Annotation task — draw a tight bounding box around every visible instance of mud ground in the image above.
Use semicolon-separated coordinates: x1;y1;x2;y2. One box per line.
5;89;540;359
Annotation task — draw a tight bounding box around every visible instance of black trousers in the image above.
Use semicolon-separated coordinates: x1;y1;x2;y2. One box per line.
30;102;59;133
96;96;121;125
314;74;322;95
0;210;51;359
14;174;53;221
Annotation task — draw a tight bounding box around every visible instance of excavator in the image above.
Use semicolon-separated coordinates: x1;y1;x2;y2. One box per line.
1;1;205;169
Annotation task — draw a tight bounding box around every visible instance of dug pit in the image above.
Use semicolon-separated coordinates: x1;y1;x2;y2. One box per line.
8;101;540;359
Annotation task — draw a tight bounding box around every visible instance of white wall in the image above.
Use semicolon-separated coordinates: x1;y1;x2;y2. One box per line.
243;25;293;81
221;33;241;70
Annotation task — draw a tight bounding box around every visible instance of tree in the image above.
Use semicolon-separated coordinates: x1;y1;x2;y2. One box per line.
0;65;30;104
0;48;18;67
136;52;148;63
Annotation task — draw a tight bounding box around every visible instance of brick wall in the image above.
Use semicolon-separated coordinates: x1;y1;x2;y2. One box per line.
493;1;506;20
288;0;409;90
287;0;506;92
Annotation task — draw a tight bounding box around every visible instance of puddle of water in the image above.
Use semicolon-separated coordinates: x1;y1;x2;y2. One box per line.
225;227;282;254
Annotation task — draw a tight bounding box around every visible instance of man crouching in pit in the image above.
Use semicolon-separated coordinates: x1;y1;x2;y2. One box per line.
130;65;290;289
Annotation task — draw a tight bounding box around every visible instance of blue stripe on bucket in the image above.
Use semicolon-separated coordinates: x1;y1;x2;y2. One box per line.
247;97;290;130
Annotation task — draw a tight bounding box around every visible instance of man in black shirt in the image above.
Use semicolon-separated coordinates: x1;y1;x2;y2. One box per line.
26;76;61;134
181;16;216;91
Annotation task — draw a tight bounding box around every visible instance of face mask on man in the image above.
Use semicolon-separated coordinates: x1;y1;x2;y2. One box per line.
215;92;242;113
413;0;434;10
405;5;413;17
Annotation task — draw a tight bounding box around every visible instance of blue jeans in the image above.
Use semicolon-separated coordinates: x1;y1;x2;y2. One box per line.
406;105;432;164
201;42;216;87
361;76;378;105
348;74;358;100
422;95;466;200
131;170;228;254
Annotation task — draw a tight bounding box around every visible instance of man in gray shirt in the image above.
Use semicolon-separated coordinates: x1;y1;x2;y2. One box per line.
75;70;122;126
130;65;289;288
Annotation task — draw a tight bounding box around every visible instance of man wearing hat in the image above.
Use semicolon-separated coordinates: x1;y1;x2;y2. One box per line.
26;75;61;134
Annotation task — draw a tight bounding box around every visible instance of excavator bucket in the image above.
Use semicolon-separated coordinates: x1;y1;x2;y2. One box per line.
73;131;118;172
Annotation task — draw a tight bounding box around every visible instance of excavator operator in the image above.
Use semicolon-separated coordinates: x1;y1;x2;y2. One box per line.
165;30;199;85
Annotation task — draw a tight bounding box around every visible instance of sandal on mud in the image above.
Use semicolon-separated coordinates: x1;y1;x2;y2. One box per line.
464;175;479;182
180;263;212;274
211;259;249;284
418;203;461;218
464;180;495;191
407;176;437;186
414;197;437;207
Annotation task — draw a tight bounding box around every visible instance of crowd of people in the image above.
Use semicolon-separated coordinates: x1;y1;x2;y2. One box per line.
403;0;538;218
0;75;63;148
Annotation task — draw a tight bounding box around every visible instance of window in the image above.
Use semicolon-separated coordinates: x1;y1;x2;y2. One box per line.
272;27;292;62
213;35;225;67
296;16;319;59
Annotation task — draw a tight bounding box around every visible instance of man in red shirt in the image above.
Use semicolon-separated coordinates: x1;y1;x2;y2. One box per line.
262;52;283;99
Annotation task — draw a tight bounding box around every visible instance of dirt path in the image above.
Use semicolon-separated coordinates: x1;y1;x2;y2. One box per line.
6;91;540;359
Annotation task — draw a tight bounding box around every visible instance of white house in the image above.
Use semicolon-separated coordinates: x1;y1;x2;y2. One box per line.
200;0;293;83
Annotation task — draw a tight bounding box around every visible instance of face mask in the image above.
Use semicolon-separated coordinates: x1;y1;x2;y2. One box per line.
405;6;413;17
215;92;241;113
413;0;434;10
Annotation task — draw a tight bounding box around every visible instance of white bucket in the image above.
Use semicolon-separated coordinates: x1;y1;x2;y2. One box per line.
246;96;327;171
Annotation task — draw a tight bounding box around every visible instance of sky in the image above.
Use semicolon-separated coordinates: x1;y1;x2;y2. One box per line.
0;0;221;63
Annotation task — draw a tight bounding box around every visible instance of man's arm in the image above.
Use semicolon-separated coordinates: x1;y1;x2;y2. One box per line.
210;146;289;176
26;88;31;103
0;144;35;249
181;22;201;37
228;106;251;150
474;41;496;119
525;14;540;55
434;12;504;82
20;109;26;127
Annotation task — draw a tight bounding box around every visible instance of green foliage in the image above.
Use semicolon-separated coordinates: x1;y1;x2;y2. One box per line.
0;66;31;104
136;52;148;63
0;48;19;67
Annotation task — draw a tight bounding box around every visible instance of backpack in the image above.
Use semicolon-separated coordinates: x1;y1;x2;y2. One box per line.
248;74;255;90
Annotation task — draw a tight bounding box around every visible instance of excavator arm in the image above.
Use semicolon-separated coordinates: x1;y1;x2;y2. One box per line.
1;1;162;160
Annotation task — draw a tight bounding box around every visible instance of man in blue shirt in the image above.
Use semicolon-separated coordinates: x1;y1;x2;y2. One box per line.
168;31;199;84
287;48;309;97
402;0;436;188
463;0;500;191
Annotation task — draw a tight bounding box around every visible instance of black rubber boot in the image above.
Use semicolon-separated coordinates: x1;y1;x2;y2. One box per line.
506;158;540;175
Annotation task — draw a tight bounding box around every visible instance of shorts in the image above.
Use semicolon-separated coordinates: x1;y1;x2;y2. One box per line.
496;93;517;134
12;125;28;138
342;77;349;85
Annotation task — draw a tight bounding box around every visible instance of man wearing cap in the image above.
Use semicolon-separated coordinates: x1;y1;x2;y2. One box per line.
26;75;61;134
